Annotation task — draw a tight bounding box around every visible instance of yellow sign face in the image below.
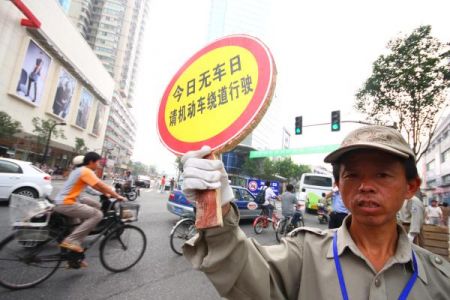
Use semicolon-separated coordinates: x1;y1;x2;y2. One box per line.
165;46;258;142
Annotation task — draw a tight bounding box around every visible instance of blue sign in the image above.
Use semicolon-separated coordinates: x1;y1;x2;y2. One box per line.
246;179;280;196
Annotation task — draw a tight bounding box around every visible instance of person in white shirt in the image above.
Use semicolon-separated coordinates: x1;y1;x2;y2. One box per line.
262;181;279;220
425;199;443;225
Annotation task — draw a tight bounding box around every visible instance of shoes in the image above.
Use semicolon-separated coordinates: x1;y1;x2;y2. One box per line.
60;241;84;253
66;260;88;269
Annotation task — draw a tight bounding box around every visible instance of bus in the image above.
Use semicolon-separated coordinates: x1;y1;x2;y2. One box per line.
299;173;333;213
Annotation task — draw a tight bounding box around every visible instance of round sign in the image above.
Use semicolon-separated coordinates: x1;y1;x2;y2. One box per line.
247;202;258;210
247;180;258;192
157;35;276;155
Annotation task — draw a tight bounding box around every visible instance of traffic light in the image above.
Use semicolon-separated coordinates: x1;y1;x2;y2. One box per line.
331;110;340;131
295;116;302;135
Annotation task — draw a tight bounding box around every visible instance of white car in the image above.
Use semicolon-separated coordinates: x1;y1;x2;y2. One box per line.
0;158;53;201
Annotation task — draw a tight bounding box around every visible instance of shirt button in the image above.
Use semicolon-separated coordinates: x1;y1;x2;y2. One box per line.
434;256;443;264
374;278;381;287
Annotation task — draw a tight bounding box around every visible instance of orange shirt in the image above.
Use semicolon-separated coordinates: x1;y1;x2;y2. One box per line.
55;167;100;205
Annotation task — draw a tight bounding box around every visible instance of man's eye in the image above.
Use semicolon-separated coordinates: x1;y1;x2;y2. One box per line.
377;173;390;178
343;173;356;179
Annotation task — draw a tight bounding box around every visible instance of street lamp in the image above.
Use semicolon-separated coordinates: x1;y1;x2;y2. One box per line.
42;122;66;164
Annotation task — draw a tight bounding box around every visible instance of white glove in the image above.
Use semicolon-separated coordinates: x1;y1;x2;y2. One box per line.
181;146;234;206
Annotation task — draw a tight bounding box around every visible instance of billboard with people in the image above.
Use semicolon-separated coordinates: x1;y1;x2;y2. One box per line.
75;88;93;129
51;68;76;119
92;102;106;136
15;40;51;106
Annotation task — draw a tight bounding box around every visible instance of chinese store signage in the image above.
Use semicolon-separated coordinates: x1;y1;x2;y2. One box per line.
158;35;276;155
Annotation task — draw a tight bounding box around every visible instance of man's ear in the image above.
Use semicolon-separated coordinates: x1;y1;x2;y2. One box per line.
406;177;421;199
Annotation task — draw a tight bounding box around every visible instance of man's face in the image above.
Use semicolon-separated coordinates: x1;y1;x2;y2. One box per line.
337;150;419;227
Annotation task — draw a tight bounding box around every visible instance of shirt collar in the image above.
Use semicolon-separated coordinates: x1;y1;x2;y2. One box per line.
326;215;428;284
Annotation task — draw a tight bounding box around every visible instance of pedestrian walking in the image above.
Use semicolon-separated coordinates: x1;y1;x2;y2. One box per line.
425;199;443;225
160;175;166;193
180;126;450;299
170;177;175;191
398;196;425;245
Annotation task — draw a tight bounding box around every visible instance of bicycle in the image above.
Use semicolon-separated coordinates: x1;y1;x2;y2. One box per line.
169;217;197;255
253;205;280;234
275;211;305;242
0;194;147;290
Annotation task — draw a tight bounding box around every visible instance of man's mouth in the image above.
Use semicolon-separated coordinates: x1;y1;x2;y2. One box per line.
357;200;381;208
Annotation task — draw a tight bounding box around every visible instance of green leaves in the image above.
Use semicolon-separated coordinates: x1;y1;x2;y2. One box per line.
242;157;311;182
355;25;449;162
0;111;22;140
32;117;66;145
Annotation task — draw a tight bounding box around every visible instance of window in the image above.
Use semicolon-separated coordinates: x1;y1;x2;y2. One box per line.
239;188;255;202
442;174;450;184
0;161;22;173
426;160;435;171
427;179;437;187
441;148;450;163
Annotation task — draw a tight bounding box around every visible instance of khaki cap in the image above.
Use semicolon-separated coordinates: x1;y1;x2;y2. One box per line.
324;125;415;163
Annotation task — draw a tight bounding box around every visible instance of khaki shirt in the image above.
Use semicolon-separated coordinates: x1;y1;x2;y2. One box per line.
184;203;450;300
398;196;425;234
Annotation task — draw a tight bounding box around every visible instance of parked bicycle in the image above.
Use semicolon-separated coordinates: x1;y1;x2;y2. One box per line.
275;211;305;242
253;205;280;234
0;194;147;290
169;217;197;255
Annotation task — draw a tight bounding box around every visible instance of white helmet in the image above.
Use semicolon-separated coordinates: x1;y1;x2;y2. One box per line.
72;155;85;166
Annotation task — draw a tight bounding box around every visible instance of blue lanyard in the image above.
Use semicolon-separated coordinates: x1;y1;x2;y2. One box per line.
333;232;418;300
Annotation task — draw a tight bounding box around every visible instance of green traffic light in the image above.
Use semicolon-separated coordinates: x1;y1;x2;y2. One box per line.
295;128;301;134
332;123;340;131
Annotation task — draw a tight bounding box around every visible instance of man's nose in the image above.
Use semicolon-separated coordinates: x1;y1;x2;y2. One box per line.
358;177;376;192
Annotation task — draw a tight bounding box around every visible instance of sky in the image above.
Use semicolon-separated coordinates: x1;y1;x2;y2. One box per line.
131;0;450;176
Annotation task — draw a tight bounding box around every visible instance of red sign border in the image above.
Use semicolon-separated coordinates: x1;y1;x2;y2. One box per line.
157;35;275;155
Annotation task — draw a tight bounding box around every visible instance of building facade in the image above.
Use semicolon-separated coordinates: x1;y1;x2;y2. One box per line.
67;0;149;175
208;0;286;178
0;0;114;171
423;113;450;205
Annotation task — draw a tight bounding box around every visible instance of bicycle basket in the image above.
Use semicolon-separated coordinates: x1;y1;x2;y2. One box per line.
14;228;49;243
9;194;51;227
119;202;139;222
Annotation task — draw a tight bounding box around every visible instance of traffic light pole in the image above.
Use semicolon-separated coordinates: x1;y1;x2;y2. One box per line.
301;120;392;128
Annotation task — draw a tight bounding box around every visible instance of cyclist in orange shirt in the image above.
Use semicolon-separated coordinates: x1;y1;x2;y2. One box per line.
53;152;125;259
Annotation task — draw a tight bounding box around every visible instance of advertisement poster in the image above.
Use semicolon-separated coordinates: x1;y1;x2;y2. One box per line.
51;68;76;119
92;102;106;136
15;40;51;105
75;88;93;129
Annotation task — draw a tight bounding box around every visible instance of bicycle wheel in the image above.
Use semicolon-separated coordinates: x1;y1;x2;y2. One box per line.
0;233;62;290
275;219;288;243
100;225;147;272
170;218;197;255
298;217;305;227
253;217;265;234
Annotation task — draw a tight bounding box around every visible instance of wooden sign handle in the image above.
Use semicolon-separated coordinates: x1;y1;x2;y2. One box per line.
195;153;223;229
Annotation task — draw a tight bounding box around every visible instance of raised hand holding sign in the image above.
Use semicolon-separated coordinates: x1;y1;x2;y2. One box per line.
157;35;276;228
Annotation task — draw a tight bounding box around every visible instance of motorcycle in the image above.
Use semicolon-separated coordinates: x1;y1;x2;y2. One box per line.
113;179;139;201
317;202;330;224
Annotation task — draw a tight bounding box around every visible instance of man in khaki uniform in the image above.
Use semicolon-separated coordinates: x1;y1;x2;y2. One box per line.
181;126;450;299
398;196;425;245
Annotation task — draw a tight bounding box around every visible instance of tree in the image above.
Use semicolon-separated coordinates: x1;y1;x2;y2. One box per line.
74;137;88;154
273;158;311;181
32;117;66;146
355;25;450;162
130;161;149;175
0;111;22;140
